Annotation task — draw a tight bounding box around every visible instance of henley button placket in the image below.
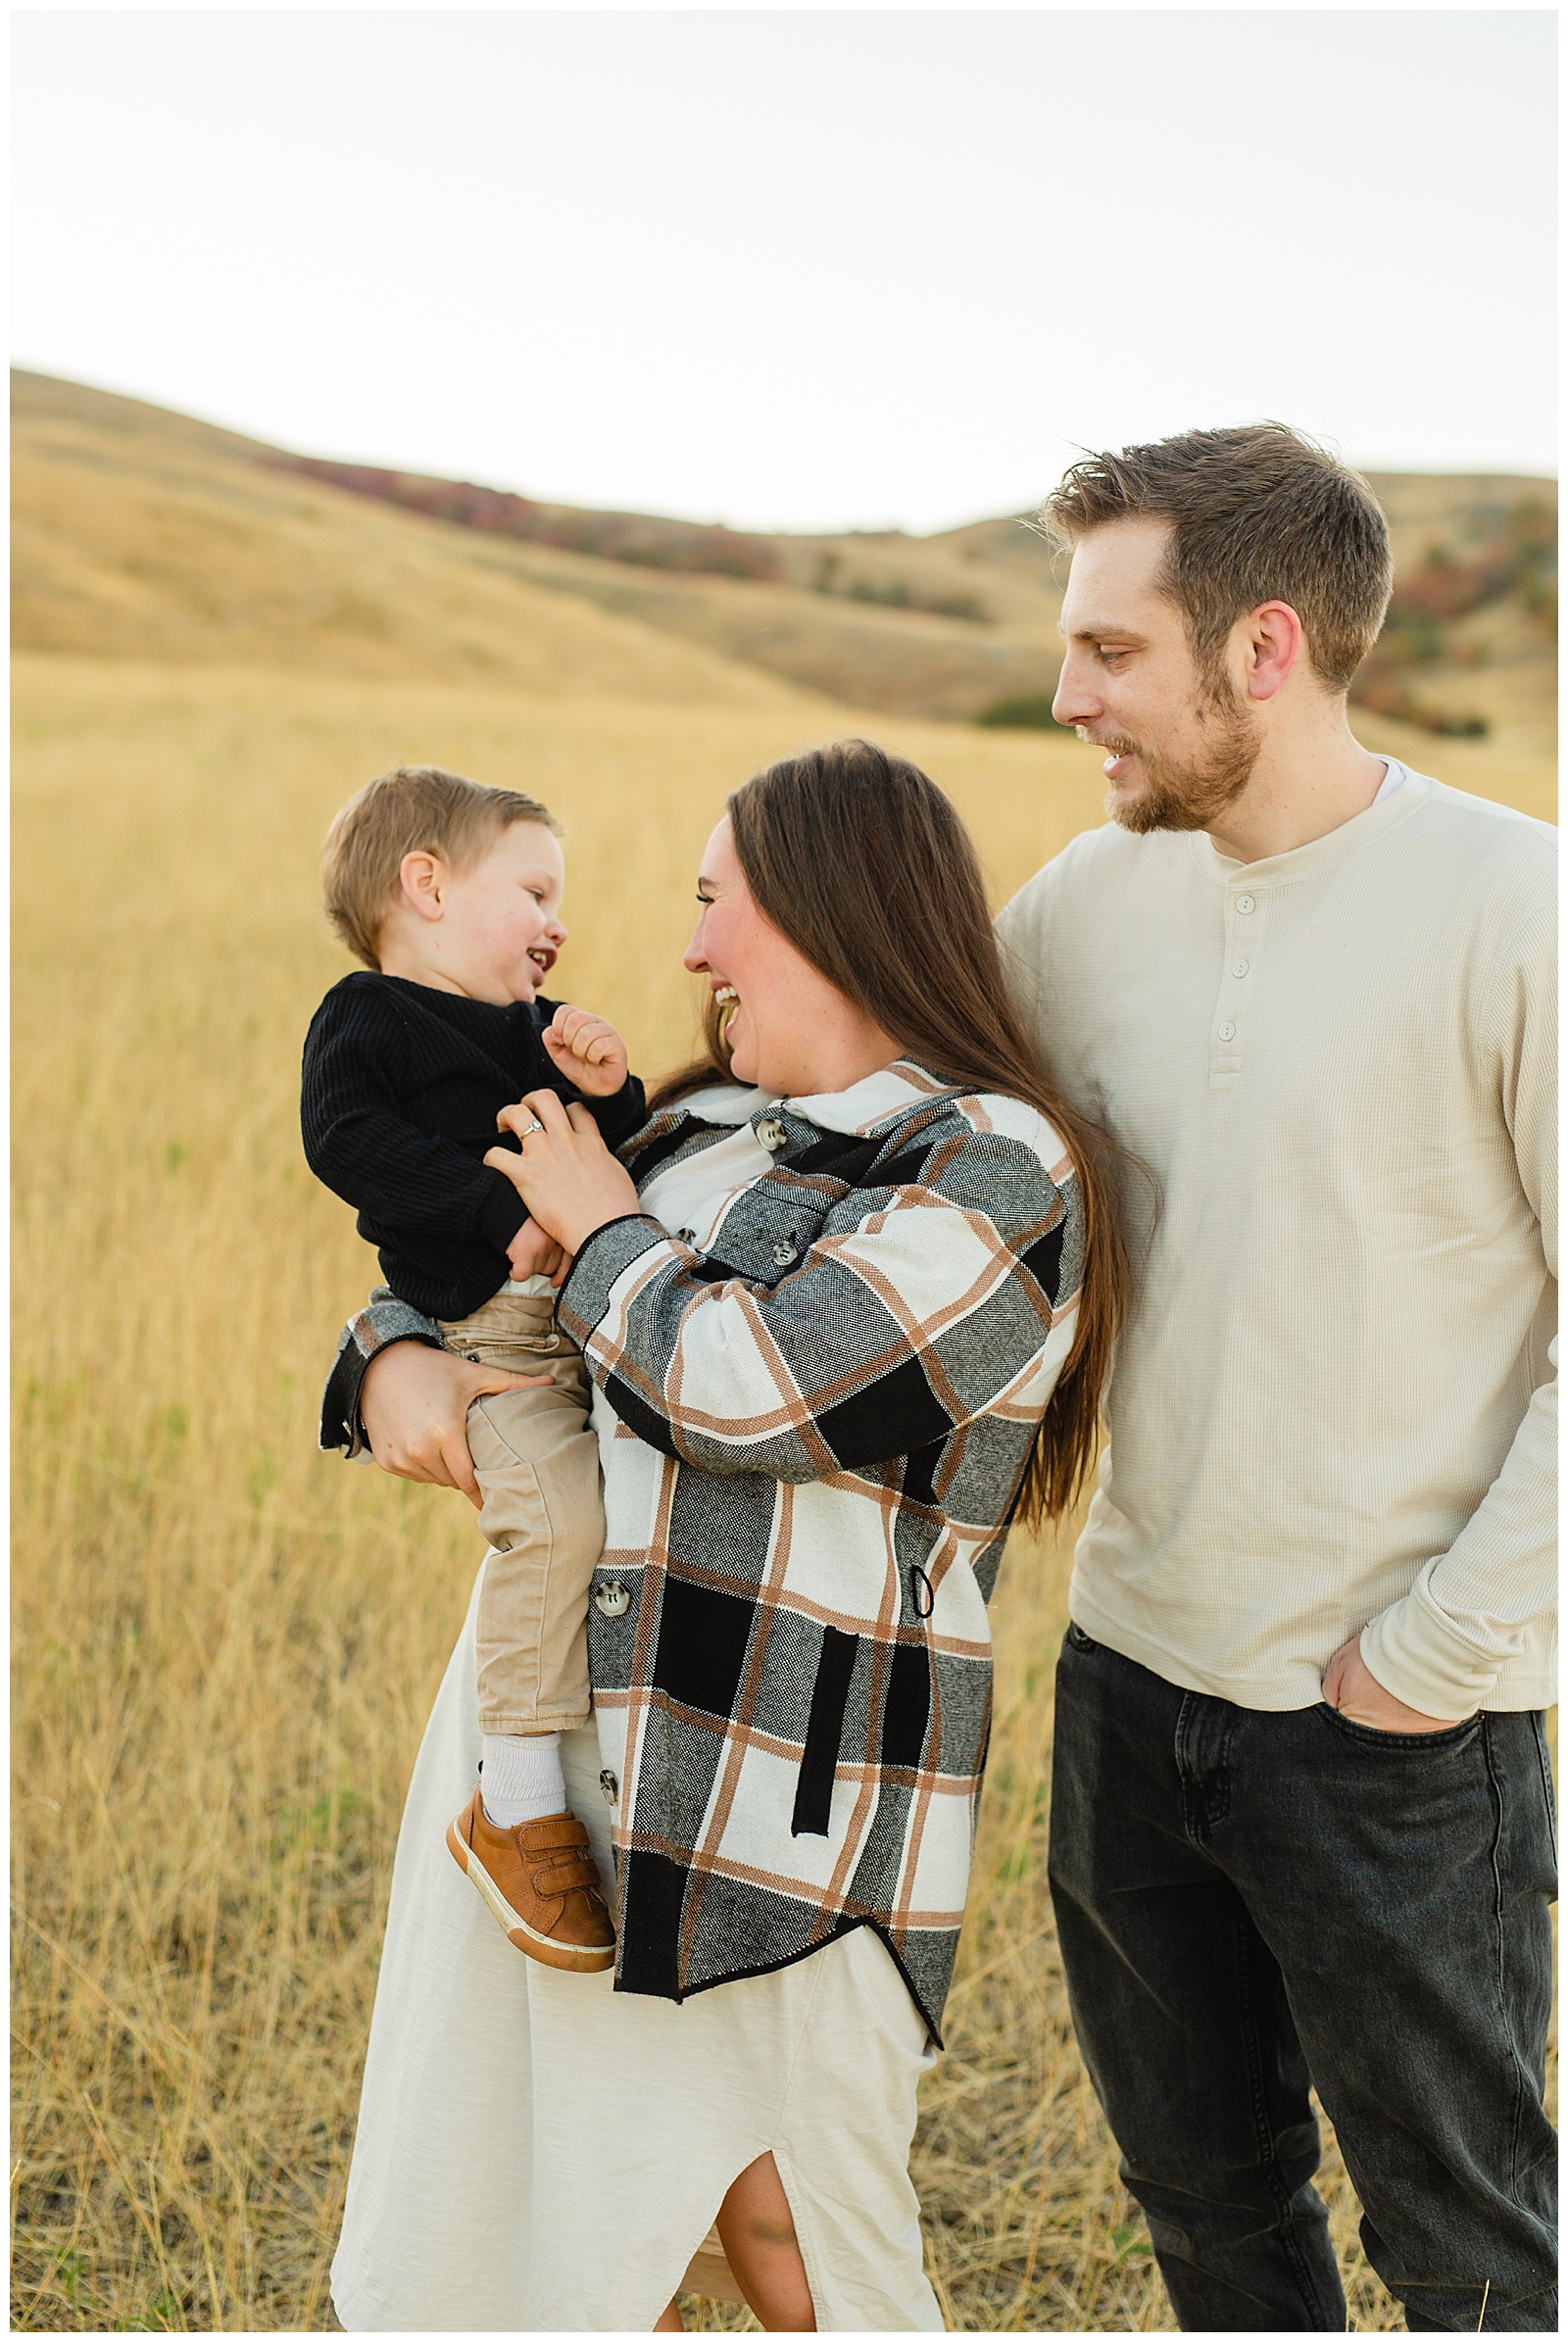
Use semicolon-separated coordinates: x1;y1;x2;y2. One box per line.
1211;886;1261;1081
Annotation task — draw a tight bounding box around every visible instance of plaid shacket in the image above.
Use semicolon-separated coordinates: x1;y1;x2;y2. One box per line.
555;1060;1085;2040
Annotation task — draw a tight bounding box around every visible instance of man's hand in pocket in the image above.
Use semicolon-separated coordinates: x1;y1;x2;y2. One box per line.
1322;1634;1465;1732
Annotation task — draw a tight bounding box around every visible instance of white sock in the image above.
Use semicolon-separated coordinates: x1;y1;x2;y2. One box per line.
480;1732;567;1829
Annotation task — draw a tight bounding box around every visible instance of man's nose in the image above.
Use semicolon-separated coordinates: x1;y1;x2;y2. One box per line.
1052;656;1100;729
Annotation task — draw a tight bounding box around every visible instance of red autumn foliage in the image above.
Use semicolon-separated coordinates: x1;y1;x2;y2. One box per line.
269;455;784;584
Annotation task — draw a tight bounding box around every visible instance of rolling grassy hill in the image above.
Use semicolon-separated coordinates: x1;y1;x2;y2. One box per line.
10;371;804;710
16;367;1556;769
13;369;1067;717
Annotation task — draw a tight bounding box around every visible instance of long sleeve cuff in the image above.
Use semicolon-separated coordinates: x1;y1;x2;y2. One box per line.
1359;1564;1509;1720
319;1288;445;1454
558;1214;674;1348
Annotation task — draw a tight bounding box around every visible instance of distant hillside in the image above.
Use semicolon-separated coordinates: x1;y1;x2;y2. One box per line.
11;369;1556;751
1348;476;1555;746
9;370;803;709
270;452;789;583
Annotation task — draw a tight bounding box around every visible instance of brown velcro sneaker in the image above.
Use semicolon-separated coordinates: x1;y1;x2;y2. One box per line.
445;1789;616;1974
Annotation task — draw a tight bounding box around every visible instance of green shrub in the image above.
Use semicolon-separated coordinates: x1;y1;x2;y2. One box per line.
976;694;1059;730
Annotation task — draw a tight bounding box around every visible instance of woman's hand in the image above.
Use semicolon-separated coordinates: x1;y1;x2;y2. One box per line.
360;1340;546;1505
487;1090;642;1258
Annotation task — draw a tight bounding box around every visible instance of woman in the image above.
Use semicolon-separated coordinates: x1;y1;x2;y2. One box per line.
328;741;1126;2332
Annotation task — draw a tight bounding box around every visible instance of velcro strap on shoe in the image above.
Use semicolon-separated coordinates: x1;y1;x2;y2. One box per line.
522;1816;591;1852
534;1858;601;1896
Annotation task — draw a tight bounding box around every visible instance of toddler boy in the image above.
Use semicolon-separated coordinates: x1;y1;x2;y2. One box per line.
302;764;646;1974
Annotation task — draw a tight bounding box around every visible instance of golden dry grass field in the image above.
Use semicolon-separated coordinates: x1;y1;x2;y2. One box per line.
13;649;1554;2334
11;377;1558;2332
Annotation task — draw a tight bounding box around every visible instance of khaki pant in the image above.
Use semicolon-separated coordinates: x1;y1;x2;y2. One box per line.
437;1290;605;1735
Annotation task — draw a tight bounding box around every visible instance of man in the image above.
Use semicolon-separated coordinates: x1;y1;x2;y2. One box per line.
997;424;1556;2333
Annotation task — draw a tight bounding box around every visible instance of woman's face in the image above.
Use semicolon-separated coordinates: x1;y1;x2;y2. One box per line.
684;818;894;1097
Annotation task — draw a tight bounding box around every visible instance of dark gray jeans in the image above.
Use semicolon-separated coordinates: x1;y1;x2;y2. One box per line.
1049;1625;1557;2331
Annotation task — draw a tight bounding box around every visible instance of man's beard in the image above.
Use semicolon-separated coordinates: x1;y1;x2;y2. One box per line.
1103;677;1262;836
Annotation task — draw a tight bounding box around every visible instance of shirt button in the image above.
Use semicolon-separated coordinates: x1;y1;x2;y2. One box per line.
599;1769;619;1804
756;1116;788;1152
1217;1021;1237;1043
593;1581;631;1618
1232;959;1250;978
674;1226;696;1244
1236;894;1256;915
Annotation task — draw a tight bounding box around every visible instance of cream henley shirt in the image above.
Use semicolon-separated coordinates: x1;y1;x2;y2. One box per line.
997;762;1556;1718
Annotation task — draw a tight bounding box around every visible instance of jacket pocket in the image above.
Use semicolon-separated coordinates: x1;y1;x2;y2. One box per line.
880;1640;932;1773
792;1627;858;1837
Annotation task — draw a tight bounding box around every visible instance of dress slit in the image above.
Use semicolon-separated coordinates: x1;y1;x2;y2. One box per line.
332;1567;944;2332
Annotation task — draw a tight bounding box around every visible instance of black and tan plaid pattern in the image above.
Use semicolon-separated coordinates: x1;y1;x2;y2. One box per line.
558;1060;1084;2040
319;1287;445;1455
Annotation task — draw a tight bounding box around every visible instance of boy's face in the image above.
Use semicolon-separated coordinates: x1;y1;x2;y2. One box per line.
433;821;568;1004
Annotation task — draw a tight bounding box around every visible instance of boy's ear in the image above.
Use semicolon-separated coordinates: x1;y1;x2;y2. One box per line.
399;851;446;923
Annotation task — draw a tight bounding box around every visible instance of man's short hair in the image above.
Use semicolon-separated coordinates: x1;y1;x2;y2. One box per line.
1042;422;1393;693
322;764;562;969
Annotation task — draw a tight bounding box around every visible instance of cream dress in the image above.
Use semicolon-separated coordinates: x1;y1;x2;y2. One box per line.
330;1125;947;2334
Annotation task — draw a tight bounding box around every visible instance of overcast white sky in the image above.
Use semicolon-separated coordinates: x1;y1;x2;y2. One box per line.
11;8;1558;533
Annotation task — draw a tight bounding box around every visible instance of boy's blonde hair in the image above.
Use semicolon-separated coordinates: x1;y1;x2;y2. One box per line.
322;765;563;969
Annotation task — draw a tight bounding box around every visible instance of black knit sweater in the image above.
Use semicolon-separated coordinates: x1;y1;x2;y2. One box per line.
301;970;648;1319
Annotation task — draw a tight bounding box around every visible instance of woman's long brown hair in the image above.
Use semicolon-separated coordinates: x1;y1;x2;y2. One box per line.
652;738;1135;1528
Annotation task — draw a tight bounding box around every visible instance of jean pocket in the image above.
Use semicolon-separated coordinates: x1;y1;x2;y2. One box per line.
1315;1701;1481;1752
1530;1711;1557;1838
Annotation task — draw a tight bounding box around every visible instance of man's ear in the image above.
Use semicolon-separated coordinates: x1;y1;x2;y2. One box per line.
399;850;446;923
1244;601;1304;703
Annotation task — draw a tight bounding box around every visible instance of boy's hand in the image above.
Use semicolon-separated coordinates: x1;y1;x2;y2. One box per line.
541;1004;629;1098
506;1217;567;1286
